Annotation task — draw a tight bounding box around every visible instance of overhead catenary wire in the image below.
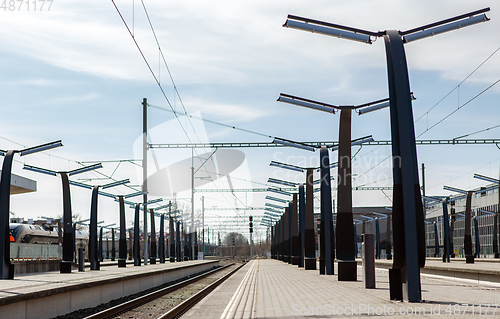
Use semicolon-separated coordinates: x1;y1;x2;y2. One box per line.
453;124;500;140
417;78;500;138
415;44;500;124
138;0;203;145
112;0;243;214
110;0;194;146
148;104;273;139
351;46;500;186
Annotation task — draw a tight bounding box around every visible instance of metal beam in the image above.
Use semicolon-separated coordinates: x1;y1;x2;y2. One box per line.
204;207;266;211
149;139;500;148
195;186;392;193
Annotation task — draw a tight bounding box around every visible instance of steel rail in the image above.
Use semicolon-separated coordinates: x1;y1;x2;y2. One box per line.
157;262;245;319
82;263;238;319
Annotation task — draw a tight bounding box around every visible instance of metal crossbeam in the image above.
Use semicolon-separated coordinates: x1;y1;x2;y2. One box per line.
149;139;500;148
194;186;392;193
204;207;267;211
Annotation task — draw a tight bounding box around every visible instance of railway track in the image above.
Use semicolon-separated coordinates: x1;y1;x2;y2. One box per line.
82;262;243;319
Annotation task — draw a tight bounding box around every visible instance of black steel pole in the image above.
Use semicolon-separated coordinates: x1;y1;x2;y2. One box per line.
434;222;439;257
386;214;392;260
354;223;358;258
159;214;165;263
291;194;300;265
384;30;425;302
474;217;480;258
0;150;15;279
299;184;305;267
273;225;277;259
134;204;141;266
442;200;450;263
183;225;189;260
272;225;275;259
99;227;104;262
335;110;354;280
280;214;284;261
128;229;133;260
73;223;77;263
494;212;499;258
464;192;474;263
375;218;381;259
150;209;156;264
111;228;116;261
176;222;181;262
90;186;100;270
60;173;73;273
106;234;109;259
118;197;127;267
497;185;500;258
450;206;456;258
142;98;149;266
194;229;198;260
285;207;290;263
320;146;334;275
276;219;280;260
304;169;316;270
170;216;175;262
275;222;279;260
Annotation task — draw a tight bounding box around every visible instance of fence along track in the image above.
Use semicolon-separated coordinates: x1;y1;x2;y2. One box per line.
82;263;238;319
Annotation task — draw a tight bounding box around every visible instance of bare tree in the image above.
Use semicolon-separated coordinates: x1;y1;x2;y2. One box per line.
221;232;249;257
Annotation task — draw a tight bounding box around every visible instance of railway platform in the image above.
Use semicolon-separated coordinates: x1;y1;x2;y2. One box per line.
184;259;500;318
0;259;218;319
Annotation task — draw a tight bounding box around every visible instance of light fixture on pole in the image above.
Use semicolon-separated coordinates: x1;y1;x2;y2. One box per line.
444;185;474;263
443;185;468;194
270;161;305;173
69;179;131;270
267;177;298;187
123;191;148;198
265;207;284;214
277;93;336;114
114;190;148;268
278;92;382;281
330;135;375;151
267;188;292;196
102;179;130;189
23;162;103;274
264;212;281;218
473;173;499;184
282;7;490;301
68;163;103;176
401;12;489;43
273;137;317;152
265;196;289;204
473;172;499;259
265;202;286;210
154;202;172;211
357;95;415;115
1;140;63;279
283;16;373;43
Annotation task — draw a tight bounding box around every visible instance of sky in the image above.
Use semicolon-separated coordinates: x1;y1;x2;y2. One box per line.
1;0;500;241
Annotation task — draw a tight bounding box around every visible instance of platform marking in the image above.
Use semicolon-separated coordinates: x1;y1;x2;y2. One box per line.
220;260;258;319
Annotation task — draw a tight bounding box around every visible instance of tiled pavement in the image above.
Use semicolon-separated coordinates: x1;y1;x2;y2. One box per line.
185;259;500;318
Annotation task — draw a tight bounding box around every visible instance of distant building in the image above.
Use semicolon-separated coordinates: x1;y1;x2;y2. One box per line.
425;183;499;258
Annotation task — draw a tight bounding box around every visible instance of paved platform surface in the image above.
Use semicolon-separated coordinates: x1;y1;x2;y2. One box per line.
367;258;500;273
426;257;500;263
0;260;216;305
184;259;500;318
